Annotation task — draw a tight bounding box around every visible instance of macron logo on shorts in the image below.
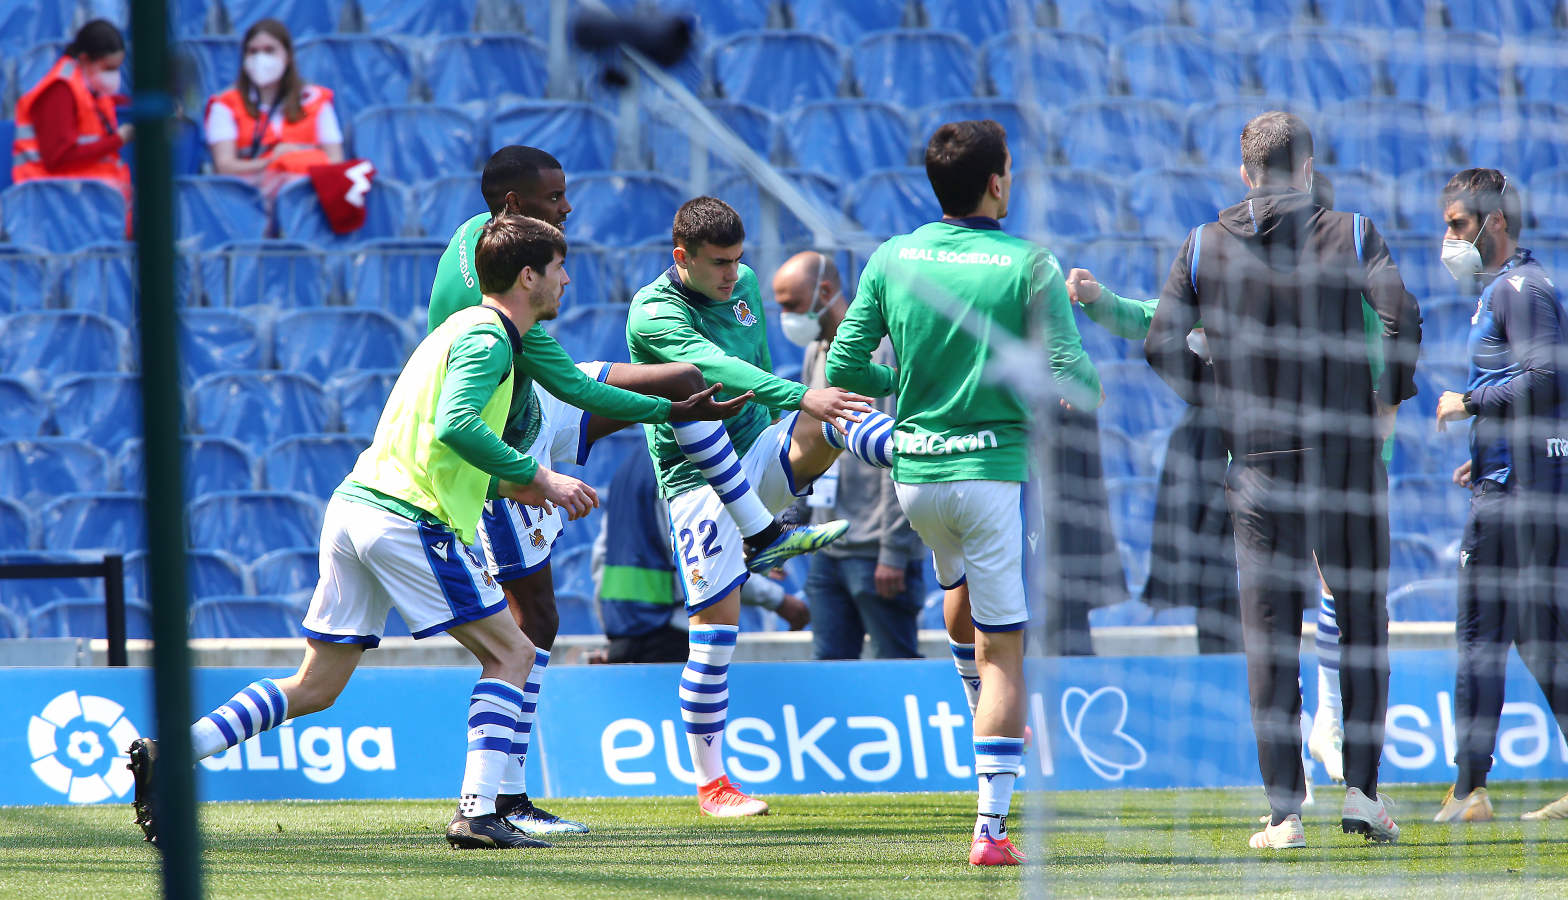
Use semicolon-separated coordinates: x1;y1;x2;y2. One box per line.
431;541;450;562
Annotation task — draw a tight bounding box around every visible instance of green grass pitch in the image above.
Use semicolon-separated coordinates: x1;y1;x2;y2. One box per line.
4;784;1568;898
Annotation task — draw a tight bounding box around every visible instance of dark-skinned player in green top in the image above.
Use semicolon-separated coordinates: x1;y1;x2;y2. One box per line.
427;147;847;835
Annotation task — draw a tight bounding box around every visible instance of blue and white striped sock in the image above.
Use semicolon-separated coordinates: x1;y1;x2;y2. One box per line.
673;420;773;537
975;735;1025;833
459;677;525;817
821;410;894;468
681;624;738;785
950;641;981;718
190;678;288;760
499;648;549;796
1315;590;1341;718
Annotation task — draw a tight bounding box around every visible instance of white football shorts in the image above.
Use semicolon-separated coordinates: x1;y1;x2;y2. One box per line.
894;479;1028;632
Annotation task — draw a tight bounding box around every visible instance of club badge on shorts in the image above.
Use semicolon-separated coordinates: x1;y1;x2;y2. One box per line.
530;528;546;550
733;299;757;327
689;568;710;593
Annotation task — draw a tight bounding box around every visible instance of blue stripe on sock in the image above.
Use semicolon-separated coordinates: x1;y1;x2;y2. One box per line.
206;712;239;747
685;720;725;735
259;679;287;727
717;482;749;504
473;680;527;709
534;649;551;666
681;698;728;714
520;701;538;714
948;642;975;660
240;685;272;730
509;742;527;754
680;678;728;694
706;456;743;485
690;627;738;645
469;711;514;729
515;722;532;735
469;736;514;753
686;660;729;676
975;743;1025;757
223;700;256;739
678;426;726;456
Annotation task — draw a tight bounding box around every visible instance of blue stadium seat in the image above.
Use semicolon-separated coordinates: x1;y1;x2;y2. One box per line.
50;374;141;453
178;308;265;383
351;106;481;184
549;303;633;366
1009;168;1122;240
1420;294;1479;366
0;550;105;616
0;438;111;507
189;595;305;639
980;30;1109;100
1320;168;1399;227
852;30;976;110
173;37;240;102
491;102;616;174
1105;476;1158;557
1323;101;1454;177
1388;578;1458;622
1444;1;1563;36
2;180;124;254
620;243;681;296
57;243;201;319
0;245;52;313
1386;33;1504;108
275;177;412;248
413;176;482;241
1532;167;1568;233
914;100;1052;169
223;0;343;36
189;371;334;445
188;491;323;562
782;100;913;180
1388;474;1469;544
1515;43;1568;103
175;176;267;248
166;548;253;601
645;101;777;180
426;35;549;115
0;498;31;550
712;171;842;246
567;173;685;246
1116;28;1251;105
273;309;411;383
553;591;599;636
1389;533;1444;592
200;241;333;308
786;0;907;42
1382;231;1446;301
40;492;147;553
1255;29;1379;109
1053;0;1174;38
1097;360;1185;436
263;435;361;499
1125;169;1235;237
0;121;11;189
1069;237;1178;305
0;604;21;638
0;5;71;54
551;543;597;601
325;369;396;437
1184;97;1296;168
1456;103;1568;182
343;238;448;319
116;436;259;497
843;168;941;238
1393;166;1456;233
1313;0;1430;28
922;0;1039;47
0;311;128;381
710;32;843;114
561;243;622;306
293;35;414;114
0;377;47;439
250;547;319;596
1056;99;1183;175
666;0;773;40
29;597;153;640
1185;0;1307;30
355;0;475;33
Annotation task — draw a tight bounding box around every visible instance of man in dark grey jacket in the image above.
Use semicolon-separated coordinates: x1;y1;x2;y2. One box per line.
1145;112;1422;850
774;250;925;659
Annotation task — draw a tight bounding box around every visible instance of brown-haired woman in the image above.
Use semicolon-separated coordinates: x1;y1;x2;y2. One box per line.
12;19;134;200
203;18;343;195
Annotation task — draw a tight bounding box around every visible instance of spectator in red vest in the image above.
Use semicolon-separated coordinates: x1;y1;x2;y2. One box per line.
205;18;343;197
12;19;134;201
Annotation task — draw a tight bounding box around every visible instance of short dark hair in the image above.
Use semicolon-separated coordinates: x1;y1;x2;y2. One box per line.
672;196;744;252
924;119;1008;216
1240;111;1313;183
1441;167;1522;240
67;19;125;61
481;146;563;216
474;214;567;294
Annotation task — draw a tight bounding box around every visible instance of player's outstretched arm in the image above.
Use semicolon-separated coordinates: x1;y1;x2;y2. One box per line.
434;326;542;485
1037;256;1101;410
799;386;873;433
517;325;676;424
499;467;598;521
667;382;756;421
1067;267;1159;341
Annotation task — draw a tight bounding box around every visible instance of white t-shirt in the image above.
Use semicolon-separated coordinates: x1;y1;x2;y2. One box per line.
204;90;342;148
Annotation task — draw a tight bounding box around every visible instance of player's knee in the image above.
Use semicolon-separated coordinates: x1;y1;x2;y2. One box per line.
524;604;559;651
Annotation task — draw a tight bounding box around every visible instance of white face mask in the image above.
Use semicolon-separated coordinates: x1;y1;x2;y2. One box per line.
244;51;287;88
779;254;836;347
1442;210;1492;293
92;69;121;95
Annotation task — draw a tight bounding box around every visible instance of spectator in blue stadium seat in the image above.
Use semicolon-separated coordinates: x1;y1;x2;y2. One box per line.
13;20;134;213
776;251;924;660
205;19;343;199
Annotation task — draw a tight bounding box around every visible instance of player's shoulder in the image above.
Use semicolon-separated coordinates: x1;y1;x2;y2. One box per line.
1501;253;1560;301
627;270;683;327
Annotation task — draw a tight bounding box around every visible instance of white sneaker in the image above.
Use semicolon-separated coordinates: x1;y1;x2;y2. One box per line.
1307;714;1345;784
1434;786;1493;823
1249;814;1306;850
1522;791;1568;821
1342;787;1399;843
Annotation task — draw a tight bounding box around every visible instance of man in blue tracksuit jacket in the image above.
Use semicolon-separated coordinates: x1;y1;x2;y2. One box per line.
1433;167;1568;823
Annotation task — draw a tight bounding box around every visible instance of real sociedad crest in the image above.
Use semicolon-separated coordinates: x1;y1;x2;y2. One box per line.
733;299;757;327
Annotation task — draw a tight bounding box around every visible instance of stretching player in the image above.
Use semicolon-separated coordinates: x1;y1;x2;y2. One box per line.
826;120;1100;865
428;147;845;834
626;197;897;817
131;216;630;849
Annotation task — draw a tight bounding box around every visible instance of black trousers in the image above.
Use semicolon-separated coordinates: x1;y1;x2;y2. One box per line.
1453;482;1568;792
1228;442;1389;820
607;625;691;664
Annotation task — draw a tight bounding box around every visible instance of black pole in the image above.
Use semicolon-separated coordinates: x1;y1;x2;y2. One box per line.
103;553;127;667
129;0;202;895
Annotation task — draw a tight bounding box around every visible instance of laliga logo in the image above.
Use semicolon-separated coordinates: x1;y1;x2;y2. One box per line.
29;691;142;803
1060;686;1147;781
